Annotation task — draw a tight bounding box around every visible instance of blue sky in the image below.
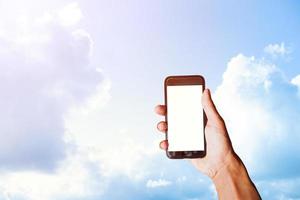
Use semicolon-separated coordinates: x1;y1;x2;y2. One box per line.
0;0;300;199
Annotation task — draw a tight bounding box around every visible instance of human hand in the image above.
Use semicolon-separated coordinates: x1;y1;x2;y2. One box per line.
155;89;237;179
155;88;261;199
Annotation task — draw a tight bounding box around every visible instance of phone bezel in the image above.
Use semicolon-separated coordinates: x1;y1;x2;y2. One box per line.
164;75;207;159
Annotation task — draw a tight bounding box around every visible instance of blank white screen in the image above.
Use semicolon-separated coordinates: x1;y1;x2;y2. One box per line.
167;85;204;151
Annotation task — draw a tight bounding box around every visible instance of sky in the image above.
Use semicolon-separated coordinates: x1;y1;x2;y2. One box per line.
0;0;300;199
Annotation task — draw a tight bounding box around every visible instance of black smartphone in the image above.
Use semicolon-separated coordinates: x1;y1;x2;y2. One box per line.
164;75;206;159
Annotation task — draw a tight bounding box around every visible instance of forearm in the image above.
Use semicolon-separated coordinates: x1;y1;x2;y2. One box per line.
212;153;261;200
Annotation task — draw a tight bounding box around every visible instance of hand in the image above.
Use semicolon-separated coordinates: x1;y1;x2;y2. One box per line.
155;88;261;199
155;89;236;179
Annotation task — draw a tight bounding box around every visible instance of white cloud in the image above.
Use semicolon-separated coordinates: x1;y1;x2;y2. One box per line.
1;2;299;198
0;1;163;198
0;76;112;200
257;178;300;200
214;52;300;197
0;2;102;171
176;176;187;183
264;42;289;57
291;75;300;98
57;2;83;26
146;179;172;188
291;74;300;89
0;152;103;200
0;1;160;198
0;2;108;199
64;99;159;180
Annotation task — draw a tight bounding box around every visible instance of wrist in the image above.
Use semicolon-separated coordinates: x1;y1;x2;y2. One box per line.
212;151;242;184
212;152;261;200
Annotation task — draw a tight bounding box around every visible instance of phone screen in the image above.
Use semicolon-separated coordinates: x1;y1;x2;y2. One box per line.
167;85;204;152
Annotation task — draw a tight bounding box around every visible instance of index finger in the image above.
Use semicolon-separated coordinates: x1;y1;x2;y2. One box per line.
155;105;167;116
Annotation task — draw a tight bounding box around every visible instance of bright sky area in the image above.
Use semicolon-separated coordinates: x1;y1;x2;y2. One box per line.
0;0;300;199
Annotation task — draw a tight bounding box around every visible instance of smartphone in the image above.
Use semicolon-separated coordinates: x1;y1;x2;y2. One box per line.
164;75;206;159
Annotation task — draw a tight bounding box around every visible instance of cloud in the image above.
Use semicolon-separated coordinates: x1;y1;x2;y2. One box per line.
291;74;300;90
70;48;300;199
214;53;300;198
57;2;83;26
0;2;111;198
0;2;163;199
257;178;300;200
0;2;101;172
264;42;290;57
146;179;172;188
0;152;105;200
0;2;299;198
3;44;299;199
0;2;161;199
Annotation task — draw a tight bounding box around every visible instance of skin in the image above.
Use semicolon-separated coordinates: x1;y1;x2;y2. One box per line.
155;89;261;200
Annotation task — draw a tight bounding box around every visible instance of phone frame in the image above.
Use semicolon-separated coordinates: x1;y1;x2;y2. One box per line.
164;75;207;159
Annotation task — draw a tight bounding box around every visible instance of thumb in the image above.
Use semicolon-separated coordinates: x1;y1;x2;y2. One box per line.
202;89;222;123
